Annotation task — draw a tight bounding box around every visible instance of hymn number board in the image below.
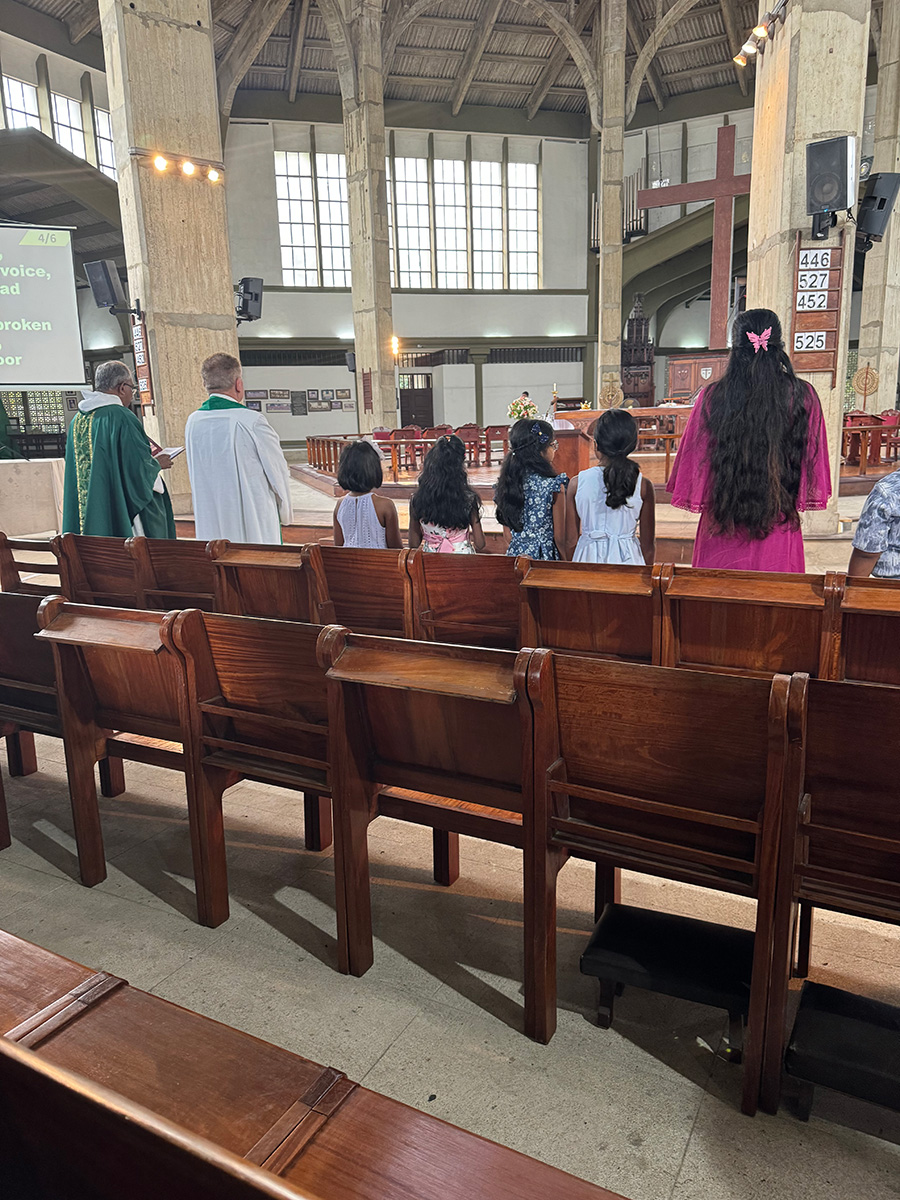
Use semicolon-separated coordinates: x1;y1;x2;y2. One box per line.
130;314;155;417
791;239;844;385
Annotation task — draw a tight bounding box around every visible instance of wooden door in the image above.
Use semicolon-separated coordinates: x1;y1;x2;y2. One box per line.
399;373;434;427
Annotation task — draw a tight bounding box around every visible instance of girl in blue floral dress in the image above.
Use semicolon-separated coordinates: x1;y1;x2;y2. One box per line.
495;419;568;559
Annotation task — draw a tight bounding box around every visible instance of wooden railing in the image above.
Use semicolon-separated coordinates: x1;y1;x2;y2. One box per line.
307;429;512;483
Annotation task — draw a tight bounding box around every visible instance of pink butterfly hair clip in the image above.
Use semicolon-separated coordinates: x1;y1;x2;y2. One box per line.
747;327;773;354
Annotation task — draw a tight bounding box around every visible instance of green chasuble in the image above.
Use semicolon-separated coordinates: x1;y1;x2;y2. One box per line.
62;401;176;538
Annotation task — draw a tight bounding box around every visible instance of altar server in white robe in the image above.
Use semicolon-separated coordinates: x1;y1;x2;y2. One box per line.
186;353;293;544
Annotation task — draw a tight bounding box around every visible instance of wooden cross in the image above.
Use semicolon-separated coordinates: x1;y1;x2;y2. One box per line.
637;125;750;350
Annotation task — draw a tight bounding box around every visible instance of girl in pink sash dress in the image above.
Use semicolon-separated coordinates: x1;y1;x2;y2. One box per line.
408;434;486;553
667;309;832;573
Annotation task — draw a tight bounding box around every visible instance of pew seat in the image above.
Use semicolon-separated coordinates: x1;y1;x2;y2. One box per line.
0;929;627;1200
785;981;900;1118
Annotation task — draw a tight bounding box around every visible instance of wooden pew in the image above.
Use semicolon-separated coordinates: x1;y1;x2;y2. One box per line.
207;541;315;621
0;930;626;1200
56;533;140;607
127;536;217;610
524;651;807;1115
0;531;62;596
658;566;838;678
317;626;533;977
0;591;125;849
759;677;900;1115
35;598;228;927
407;550;520;648
516;558;661;661
304;544;413;637
829;574;900;686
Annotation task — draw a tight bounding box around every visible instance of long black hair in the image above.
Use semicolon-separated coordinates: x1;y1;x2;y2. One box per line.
593;409;639;509
704;308;814;539
494;418;558;532
410;434;481;529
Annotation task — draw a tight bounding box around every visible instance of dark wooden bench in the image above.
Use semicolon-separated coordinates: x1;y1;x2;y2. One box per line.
127;536;217;610
0;532;62;596
318;626;534;977
0;930;627;1200
523;651;807;1115
760;677;900;1115
207;541;316;621
56;533;141;607
516;558;662;661
829;574;900;686
407;550;520;648
304;544;412;637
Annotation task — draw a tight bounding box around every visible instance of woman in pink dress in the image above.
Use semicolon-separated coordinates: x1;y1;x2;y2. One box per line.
666;308;832;572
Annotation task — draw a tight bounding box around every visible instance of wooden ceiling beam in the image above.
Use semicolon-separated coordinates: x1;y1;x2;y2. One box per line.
449;0;504;115
626;2;666;112
524;0;595;121
718;0;749;96
65;0;100;45
217;0;293;118
285;0;311;102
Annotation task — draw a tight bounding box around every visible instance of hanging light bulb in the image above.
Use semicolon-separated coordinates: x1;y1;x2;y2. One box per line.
153;155;168;171
391;335;400;356
207;167;220;182
733;50;748;67
753;22;769;38
181;160;196;176
741;38;758;55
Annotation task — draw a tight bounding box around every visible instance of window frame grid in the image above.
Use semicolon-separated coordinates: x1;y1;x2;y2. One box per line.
433;156;469;290
2;76;41;131
51;92;86;159
93;108;118;180
315;147;351;288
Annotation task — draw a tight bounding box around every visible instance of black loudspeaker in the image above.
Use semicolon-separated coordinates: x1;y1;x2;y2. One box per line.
857;173;900;241
84;259;128;309
234;277;263;322
345;351;356;373
806;137;856;214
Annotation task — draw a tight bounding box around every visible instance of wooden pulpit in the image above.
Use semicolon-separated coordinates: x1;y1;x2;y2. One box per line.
554;426;595;480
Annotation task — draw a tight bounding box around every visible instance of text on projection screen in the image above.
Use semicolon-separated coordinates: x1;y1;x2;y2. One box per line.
0;225;85;386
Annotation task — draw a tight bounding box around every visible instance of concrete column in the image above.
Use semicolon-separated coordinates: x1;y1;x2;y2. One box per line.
99;0;240;511
597;0;626;401
333;0;397;432
858;1;900;410
746;0;871;534
471;351;488;426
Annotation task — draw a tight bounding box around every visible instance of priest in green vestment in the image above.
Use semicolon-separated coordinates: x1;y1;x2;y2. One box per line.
62;360;176;538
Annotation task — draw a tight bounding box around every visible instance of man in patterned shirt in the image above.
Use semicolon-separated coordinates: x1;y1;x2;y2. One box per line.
848;466;900;578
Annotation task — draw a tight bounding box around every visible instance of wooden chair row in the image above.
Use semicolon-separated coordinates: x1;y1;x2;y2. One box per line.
0;930;625;1200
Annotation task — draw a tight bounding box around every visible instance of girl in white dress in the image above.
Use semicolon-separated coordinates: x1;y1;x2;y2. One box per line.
566;409;655;565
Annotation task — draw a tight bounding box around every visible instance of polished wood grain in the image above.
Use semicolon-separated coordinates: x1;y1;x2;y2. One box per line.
407;549;520;648
318;626;533;977
0;930;628;1200
0;531;62;596
207;542;315;621
56;534;141;607
759;678;899;1114
524;651;807;1115
830;574;900;686
127;536;217;611
304;544;412;637
517;559;661;662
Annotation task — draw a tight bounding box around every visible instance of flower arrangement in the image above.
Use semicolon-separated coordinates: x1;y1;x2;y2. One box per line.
507;395;539;421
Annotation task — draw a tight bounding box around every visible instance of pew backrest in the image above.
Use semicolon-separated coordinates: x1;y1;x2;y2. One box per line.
407;550;520;648
0;532;62;596
0;591;58;734
127;536;217;611
830;575;900;686
56;533;140;607
207;541;315;621
304;544;412;636
516;558;661;662
659;566;838;678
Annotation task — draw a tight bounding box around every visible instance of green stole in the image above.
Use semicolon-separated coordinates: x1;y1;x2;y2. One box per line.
200;395;245;411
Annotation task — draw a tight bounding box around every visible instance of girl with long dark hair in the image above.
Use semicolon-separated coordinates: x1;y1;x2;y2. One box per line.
667;308;831;571
566;408;655;564
494;418;568;559
409;433;485;553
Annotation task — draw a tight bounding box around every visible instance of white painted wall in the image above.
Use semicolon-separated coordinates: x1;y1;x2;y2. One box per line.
482;362;582;425
225;121;283;282
0;31;109;108
541;138;589;289
240;364;359;441
658;300;711;350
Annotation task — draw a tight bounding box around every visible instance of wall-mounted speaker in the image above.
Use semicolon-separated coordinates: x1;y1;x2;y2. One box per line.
806;136;856;214
857;172;900;242
345;351;356;373
84;259;128;309
234;277;263;323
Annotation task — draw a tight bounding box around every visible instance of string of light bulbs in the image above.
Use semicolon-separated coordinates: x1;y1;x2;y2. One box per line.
733;0;790;68
127;146;224;184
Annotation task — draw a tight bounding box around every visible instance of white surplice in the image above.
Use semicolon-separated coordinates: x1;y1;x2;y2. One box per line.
185;399;293;544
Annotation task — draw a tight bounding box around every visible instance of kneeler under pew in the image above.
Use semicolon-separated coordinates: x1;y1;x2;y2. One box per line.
0;930;626;1200
0;592;125;854
522;651;808;1116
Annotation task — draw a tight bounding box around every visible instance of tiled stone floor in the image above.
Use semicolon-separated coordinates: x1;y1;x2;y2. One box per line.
2;736;899;1199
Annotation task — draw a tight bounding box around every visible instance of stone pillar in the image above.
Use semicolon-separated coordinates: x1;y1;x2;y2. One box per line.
596;0;625;401
99;0;240;511
746;0;871;534
858;1;900;411
320;0;396;433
